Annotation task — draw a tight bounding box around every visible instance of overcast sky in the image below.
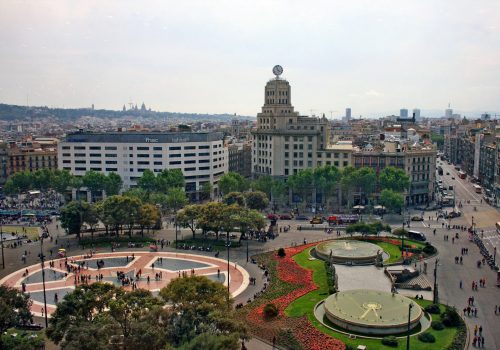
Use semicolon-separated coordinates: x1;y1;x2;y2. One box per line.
0;0;499;118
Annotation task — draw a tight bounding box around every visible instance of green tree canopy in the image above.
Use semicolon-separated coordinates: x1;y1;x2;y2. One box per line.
379;166;410;193
379;189;405;213
218;172;248;195
244;191;269;210
223;192;245;206
104;172;123;196
82;170;107;201
0;285;33;346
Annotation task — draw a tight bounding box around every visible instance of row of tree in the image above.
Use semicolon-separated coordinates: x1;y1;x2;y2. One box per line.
217;165;410;212
44;276;247;350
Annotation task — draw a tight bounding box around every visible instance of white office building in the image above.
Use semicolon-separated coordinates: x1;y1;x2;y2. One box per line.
58;131;227;199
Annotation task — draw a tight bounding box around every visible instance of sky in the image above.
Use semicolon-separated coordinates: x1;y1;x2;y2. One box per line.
0;0;499;118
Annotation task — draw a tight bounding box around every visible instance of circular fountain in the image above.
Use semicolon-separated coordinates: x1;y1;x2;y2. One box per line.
315;240;382;265
322;289;423;335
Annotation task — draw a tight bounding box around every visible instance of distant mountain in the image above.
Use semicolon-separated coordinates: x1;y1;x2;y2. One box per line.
0;103;254;122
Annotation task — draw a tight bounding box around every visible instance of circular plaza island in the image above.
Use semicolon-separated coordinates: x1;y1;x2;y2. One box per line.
323;289;423;335
315;240;382;265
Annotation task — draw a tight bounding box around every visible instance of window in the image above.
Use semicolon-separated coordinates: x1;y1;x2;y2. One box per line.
74;153;85;157
153;154;162;158
89;146;101;150
74;146;86;150
199;159;209;163
184;153;196;157
62;146;70;150
105;146;117;150
169;146;181;151
199;166;210;170
137;161;149;165
89;153;101;157
90;167;101;171
62;153;71;157
198;145;210;149
169;161;181;165
62;160;70;164
75;167;86;171
154;161;162;165
169;154;181;158
106;160;117;164
184;160;196;164
184;146;196;150
137;154;149;158
199;152;209;156
90;160;102;164
185;167;196;171
137;146;149;150
105;154;117;157
75;160;86;164
153;146;162;151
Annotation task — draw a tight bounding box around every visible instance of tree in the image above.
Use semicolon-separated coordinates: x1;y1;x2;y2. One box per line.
200;182;213;200
137;203;160;235
340;166;357;208
177;204;202;238
159;275;246;348
52;169;73;194
0;285;33;348
288;168;314;206
379;189;404;213
104;172;123;196
353;167;377;203
379;166;410;193
3;171;33;194
60;201;87;238
157;169;185;192
234;208;266;238
218;172;248;195
223;192;245;206
198;202;227;240
33;168;54;191
244;191;269;210
137;169;157;194
166;187;188;213
251;175;274;198
313;165;341;209
121;196;142;236
82;170;107;202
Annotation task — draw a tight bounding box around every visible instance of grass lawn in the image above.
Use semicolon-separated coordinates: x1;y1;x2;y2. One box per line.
1;225;40;239
285;247;459;350
376;242;402;264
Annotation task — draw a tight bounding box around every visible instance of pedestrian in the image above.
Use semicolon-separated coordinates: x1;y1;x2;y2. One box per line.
481;337;485;348
474;308;478;317
479;325;482;335
459;280;462;289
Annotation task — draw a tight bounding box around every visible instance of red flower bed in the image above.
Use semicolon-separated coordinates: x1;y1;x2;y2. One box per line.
293;317;345;350
362;236;417;248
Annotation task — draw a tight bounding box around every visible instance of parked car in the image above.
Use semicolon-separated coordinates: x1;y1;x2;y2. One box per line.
279;213;292;220
446;211;461;219
295;215;310;221
411;216;424;221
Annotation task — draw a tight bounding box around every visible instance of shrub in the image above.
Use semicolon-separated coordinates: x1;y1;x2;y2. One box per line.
431;321;445;330
424;303;441;314
418;332;436;343
381;336;399;347
277;248;286;258
263;303;279;318
441;307;461;327
423;244;437;255
392;228;408;236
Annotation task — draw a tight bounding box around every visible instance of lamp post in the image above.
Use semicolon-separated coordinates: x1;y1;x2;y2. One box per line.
226;235;231;305
433;258;439;304
246;234;249;263
39;237;49;328
1;224;5;269
406;302;413;350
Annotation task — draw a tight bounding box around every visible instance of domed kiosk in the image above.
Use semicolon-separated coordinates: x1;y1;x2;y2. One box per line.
315;240;382;265
323;290;423;335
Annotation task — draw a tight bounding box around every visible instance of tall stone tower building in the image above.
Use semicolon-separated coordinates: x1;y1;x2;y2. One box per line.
252;66;351;178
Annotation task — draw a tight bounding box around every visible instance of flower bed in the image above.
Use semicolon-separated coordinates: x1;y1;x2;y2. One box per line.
243;244;345;350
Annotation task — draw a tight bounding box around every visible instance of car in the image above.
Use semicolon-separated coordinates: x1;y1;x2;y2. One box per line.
446;172;450;175
310;217;323;224
407;230;427;241
451;177;455;180
267;213;279;220
279;213;292;220
295;215;310;221
411;216;424;221
446;211;461;219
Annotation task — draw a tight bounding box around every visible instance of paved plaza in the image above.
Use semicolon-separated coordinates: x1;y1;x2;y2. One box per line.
0;251;249;317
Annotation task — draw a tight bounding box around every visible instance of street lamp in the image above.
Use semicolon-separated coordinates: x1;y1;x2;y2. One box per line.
226;236;231;305
1;224;5;269
39;237;49;328
246;234;249;263
433;258;439;304
406;302;413;350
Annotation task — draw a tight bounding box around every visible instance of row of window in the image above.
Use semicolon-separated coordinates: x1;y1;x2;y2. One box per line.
62;152;219;158
62;145;215;151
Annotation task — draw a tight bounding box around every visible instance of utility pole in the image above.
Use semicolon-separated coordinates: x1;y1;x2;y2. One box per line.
226;236;231;306
40;237;49;328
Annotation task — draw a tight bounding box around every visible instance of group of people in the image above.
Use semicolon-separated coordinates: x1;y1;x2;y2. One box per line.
472;325;485;347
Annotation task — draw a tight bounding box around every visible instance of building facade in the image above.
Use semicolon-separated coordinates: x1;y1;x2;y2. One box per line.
251;71;352;178
58;131;227;198
228;141;252;178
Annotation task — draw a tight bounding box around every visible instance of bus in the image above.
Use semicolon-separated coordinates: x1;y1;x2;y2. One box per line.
473;184;482;194
458;171;467;179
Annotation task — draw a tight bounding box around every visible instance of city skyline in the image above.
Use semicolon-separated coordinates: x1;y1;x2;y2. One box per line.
1;0;499;117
